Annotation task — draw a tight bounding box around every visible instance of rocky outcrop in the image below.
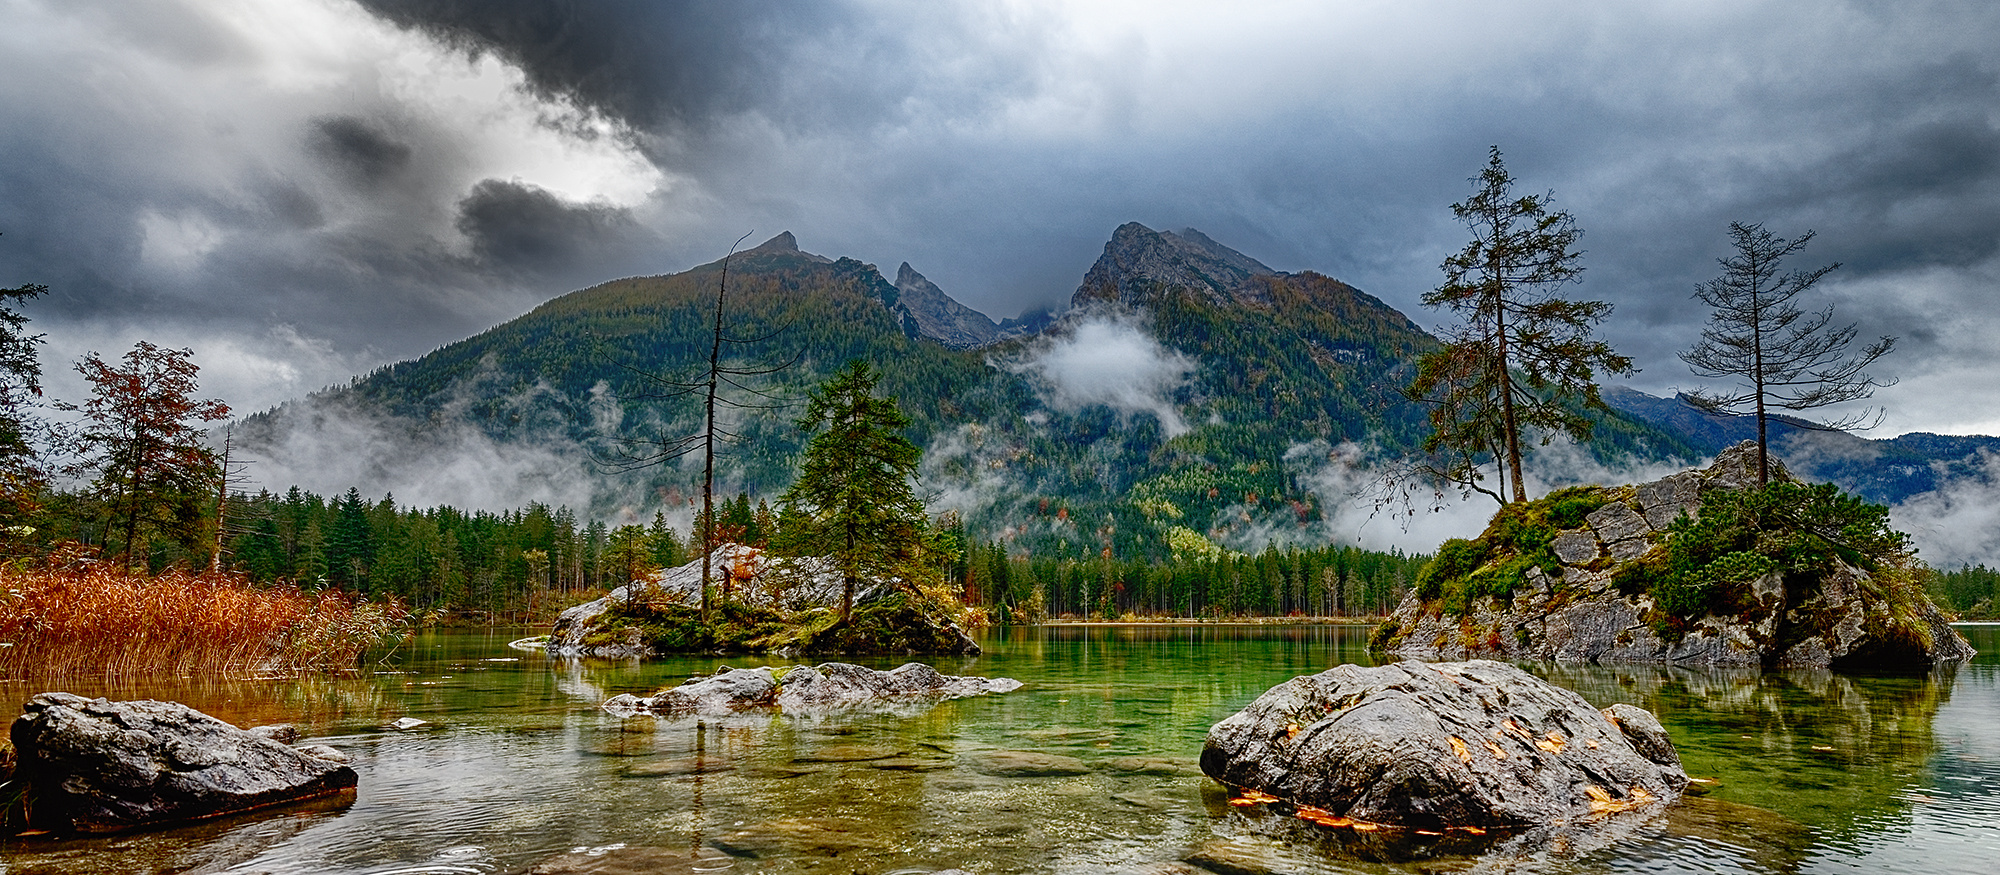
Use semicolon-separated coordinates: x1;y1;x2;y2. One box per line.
891;263;1001;348
1201;660;1687;831
1378;442;1975;669
601;662;1021;717
1071;222;1278;309
9;693;357;833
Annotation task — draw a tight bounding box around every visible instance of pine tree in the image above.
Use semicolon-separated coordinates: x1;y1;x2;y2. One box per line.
779;360;927;622
1407;147;1634;504
0;282;47;543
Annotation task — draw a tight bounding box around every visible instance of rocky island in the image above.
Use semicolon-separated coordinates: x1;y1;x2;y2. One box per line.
1373;442;1974;669
547;545;981;658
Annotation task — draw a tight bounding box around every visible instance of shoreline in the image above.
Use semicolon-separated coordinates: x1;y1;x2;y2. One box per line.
1035;617;1388;627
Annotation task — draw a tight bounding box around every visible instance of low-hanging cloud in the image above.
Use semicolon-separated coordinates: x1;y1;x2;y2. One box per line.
997;311;1196;437
1890;450;2000;569
1248;439;1701;556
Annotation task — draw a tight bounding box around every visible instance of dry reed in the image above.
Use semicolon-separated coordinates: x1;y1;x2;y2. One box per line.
0;558;407;678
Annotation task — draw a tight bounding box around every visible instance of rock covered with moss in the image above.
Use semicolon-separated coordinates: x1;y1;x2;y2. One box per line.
547;545;979;658
1374;442;1973;669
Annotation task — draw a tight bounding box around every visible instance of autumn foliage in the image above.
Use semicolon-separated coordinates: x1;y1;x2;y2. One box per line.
0;555;407;677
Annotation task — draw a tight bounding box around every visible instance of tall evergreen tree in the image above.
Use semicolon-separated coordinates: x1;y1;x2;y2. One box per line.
779;360;927;622
1680;222;1896;484
0;282;47;543
1408;147;1633;504
326;487;374;588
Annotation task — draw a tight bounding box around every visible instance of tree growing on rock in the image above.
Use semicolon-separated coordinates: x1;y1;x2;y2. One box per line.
1679;222;1896;485
63;342;229;566
1407;147;1634;504
779;360;927;622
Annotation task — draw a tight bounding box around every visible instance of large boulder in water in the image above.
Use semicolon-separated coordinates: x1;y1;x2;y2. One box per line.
1201;660;1687;831
9;693;357;833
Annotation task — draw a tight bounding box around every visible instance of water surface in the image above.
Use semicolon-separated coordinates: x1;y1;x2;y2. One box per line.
5;624;1997;874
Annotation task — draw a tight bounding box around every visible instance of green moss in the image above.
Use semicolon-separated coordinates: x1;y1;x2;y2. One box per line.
1411;491;1591;617
1416;538;1488;600
1547;487;1614;530
587;594;959;656
801;593;972;655
1369;619;1401;652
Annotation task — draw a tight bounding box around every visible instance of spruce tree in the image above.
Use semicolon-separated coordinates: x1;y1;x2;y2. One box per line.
779;360;927;622
1407;147;1634;504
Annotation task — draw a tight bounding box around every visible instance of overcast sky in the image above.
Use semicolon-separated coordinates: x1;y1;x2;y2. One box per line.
4;0;1997;436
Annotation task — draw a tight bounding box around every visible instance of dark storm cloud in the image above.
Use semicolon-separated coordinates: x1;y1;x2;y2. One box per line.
456;178;660;279
351;0;838;129
310;116;414;188
6;0;2000;436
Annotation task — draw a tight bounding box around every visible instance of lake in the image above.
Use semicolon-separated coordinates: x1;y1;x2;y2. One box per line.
5;624;1998;874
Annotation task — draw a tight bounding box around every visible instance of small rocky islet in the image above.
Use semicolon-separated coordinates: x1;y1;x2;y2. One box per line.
1373;441;1973;669
547;544;982;659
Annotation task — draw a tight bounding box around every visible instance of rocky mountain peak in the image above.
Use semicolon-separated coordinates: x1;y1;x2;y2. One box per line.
755;231;798;251
889;263;1001;349
738;230;831;264
1072;222;1278;309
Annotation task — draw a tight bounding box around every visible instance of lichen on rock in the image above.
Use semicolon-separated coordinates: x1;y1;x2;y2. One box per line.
1201;660;1687;832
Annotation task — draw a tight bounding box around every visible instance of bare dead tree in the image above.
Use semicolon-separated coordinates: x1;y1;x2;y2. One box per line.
597;232;798;622
1679;222;1896;484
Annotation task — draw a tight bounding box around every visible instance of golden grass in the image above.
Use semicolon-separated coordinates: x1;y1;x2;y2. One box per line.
0;558;407;677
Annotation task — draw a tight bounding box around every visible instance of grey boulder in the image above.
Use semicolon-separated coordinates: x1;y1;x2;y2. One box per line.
9;693;358;833
603;662;1020;717
1201;660;1687;831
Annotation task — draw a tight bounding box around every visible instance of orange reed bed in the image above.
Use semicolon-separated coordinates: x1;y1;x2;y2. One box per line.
0;562;407;677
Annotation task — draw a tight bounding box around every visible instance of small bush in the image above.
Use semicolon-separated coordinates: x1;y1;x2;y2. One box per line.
1416;538;1488;600
1547;487;1612;530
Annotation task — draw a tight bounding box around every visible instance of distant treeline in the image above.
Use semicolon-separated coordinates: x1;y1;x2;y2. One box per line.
1929;564;2000;621
39;484;1424;622
952;542;1424;622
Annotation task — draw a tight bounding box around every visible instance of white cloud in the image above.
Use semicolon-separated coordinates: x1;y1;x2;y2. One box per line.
1891;450;2000;569
996;310;1196;436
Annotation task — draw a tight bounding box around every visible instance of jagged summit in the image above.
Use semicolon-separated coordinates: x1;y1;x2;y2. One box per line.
1072;222;1279;309
891;263;1001;349
752;230;799;252
728;230;832;267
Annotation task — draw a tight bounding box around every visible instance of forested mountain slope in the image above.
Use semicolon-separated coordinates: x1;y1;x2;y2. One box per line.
237;226;1696;559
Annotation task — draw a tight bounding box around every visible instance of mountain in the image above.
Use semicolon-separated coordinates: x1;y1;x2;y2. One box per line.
236;224;1694;559
1073;223;1280;308
890;263;1001;348
1605;386;2000;505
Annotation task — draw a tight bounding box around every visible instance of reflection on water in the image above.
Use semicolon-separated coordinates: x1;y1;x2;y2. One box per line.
2;625;1998;874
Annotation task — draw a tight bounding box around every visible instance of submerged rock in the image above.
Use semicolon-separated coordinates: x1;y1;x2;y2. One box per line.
9;693;358;833
602;662;1020;717
1201;660;1687;831
1376;442;1974;669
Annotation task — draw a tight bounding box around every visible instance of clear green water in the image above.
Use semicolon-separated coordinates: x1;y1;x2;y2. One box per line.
5;624;1999;874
